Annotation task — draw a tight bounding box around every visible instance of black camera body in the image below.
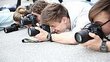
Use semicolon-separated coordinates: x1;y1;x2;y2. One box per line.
20;14;38;27
28;24;50;36
75;23;105;43
4;23;20;33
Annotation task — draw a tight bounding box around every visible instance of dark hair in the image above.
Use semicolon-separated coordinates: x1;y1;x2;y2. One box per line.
89;0;110;22
31;0;49;14
41;3;70;25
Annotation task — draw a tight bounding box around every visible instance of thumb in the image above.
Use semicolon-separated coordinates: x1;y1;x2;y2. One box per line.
35;27;42;30
89;32;100;39
89;32;96;38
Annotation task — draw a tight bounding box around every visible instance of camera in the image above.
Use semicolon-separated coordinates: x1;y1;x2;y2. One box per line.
75;23;105;43
20;14;38;27
4;23;20;33
28;24;50;36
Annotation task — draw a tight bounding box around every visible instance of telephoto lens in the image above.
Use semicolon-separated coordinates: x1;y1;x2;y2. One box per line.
28;27;40;36
28;24;50;36
75;29;93;43
4;23;20;33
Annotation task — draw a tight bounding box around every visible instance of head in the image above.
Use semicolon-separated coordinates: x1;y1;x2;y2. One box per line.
41;3;70;33
13;6;29;24
13;12;22;24
89;0;110;35
15;6;28;16
31;0;49;22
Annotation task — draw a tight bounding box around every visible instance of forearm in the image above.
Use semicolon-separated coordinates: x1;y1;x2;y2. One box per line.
106;41;110;52
51;32;77;44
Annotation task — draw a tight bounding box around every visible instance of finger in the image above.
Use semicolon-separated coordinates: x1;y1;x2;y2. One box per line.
36;23;40;27
89;32;96;38
35;27;40;30
89;32;100;40
82;33;101;46
82;40;92;47
81;33;95;46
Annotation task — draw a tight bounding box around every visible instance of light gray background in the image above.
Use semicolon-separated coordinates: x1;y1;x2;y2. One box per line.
0;28;110;62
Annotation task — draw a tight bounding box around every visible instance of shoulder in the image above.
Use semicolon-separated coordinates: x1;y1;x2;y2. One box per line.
62;1;91;9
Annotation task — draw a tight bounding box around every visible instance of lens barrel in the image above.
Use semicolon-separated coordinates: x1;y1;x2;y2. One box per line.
75;29;93;43
28;27;40;36
4;24;19;33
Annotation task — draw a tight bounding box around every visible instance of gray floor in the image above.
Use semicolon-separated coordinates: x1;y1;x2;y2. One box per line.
0;28;110;62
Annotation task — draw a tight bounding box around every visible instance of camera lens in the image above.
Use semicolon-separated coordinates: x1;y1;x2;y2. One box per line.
75;29;92;43
4;27;8;33
75;33;82;43
28;28;32;36
4;26;18;33
28;27;40;36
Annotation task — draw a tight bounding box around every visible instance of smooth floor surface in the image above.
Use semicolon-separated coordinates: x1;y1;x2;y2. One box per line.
0;28;110;62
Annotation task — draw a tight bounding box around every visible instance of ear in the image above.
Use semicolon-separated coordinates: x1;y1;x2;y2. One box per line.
61;17;68;23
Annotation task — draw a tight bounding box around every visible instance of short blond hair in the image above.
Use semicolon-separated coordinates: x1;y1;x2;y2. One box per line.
13;6;28;22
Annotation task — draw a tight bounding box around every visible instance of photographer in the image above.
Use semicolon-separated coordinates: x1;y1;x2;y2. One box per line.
82;0;110;52
31;0;49;24
13;0;49;27
13;6;28;24
3;6;29;33
33;2;91;44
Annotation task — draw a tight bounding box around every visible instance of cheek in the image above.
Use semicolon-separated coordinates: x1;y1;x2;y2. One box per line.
36;17;40;22
50;27;55;33
102;24;110;35
53;26;64;33
58;24;67;32
37;17;40;21
38;15;41;20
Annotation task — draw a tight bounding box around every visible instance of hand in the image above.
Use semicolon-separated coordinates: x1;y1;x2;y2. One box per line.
82;32;102;51
34;27;48;41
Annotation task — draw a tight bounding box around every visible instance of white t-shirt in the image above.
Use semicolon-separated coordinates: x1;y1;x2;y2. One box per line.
62;1;92;35
45;0;60;3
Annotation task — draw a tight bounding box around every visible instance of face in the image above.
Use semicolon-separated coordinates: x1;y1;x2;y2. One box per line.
49;17;71;34
93;11;110;35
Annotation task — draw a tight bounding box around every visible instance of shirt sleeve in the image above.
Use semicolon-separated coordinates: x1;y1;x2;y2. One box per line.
0;11;14;27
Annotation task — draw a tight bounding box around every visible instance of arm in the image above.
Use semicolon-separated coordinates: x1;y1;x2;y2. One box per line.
106;41;110;52
34;27;77;44
51;32;77;44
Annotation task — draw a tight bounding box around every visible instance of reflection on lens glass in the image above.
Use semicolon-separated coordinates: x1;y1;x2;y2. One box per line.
76;34;82;42
4;28;7;33
20;20;23;25
28;28;31;36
